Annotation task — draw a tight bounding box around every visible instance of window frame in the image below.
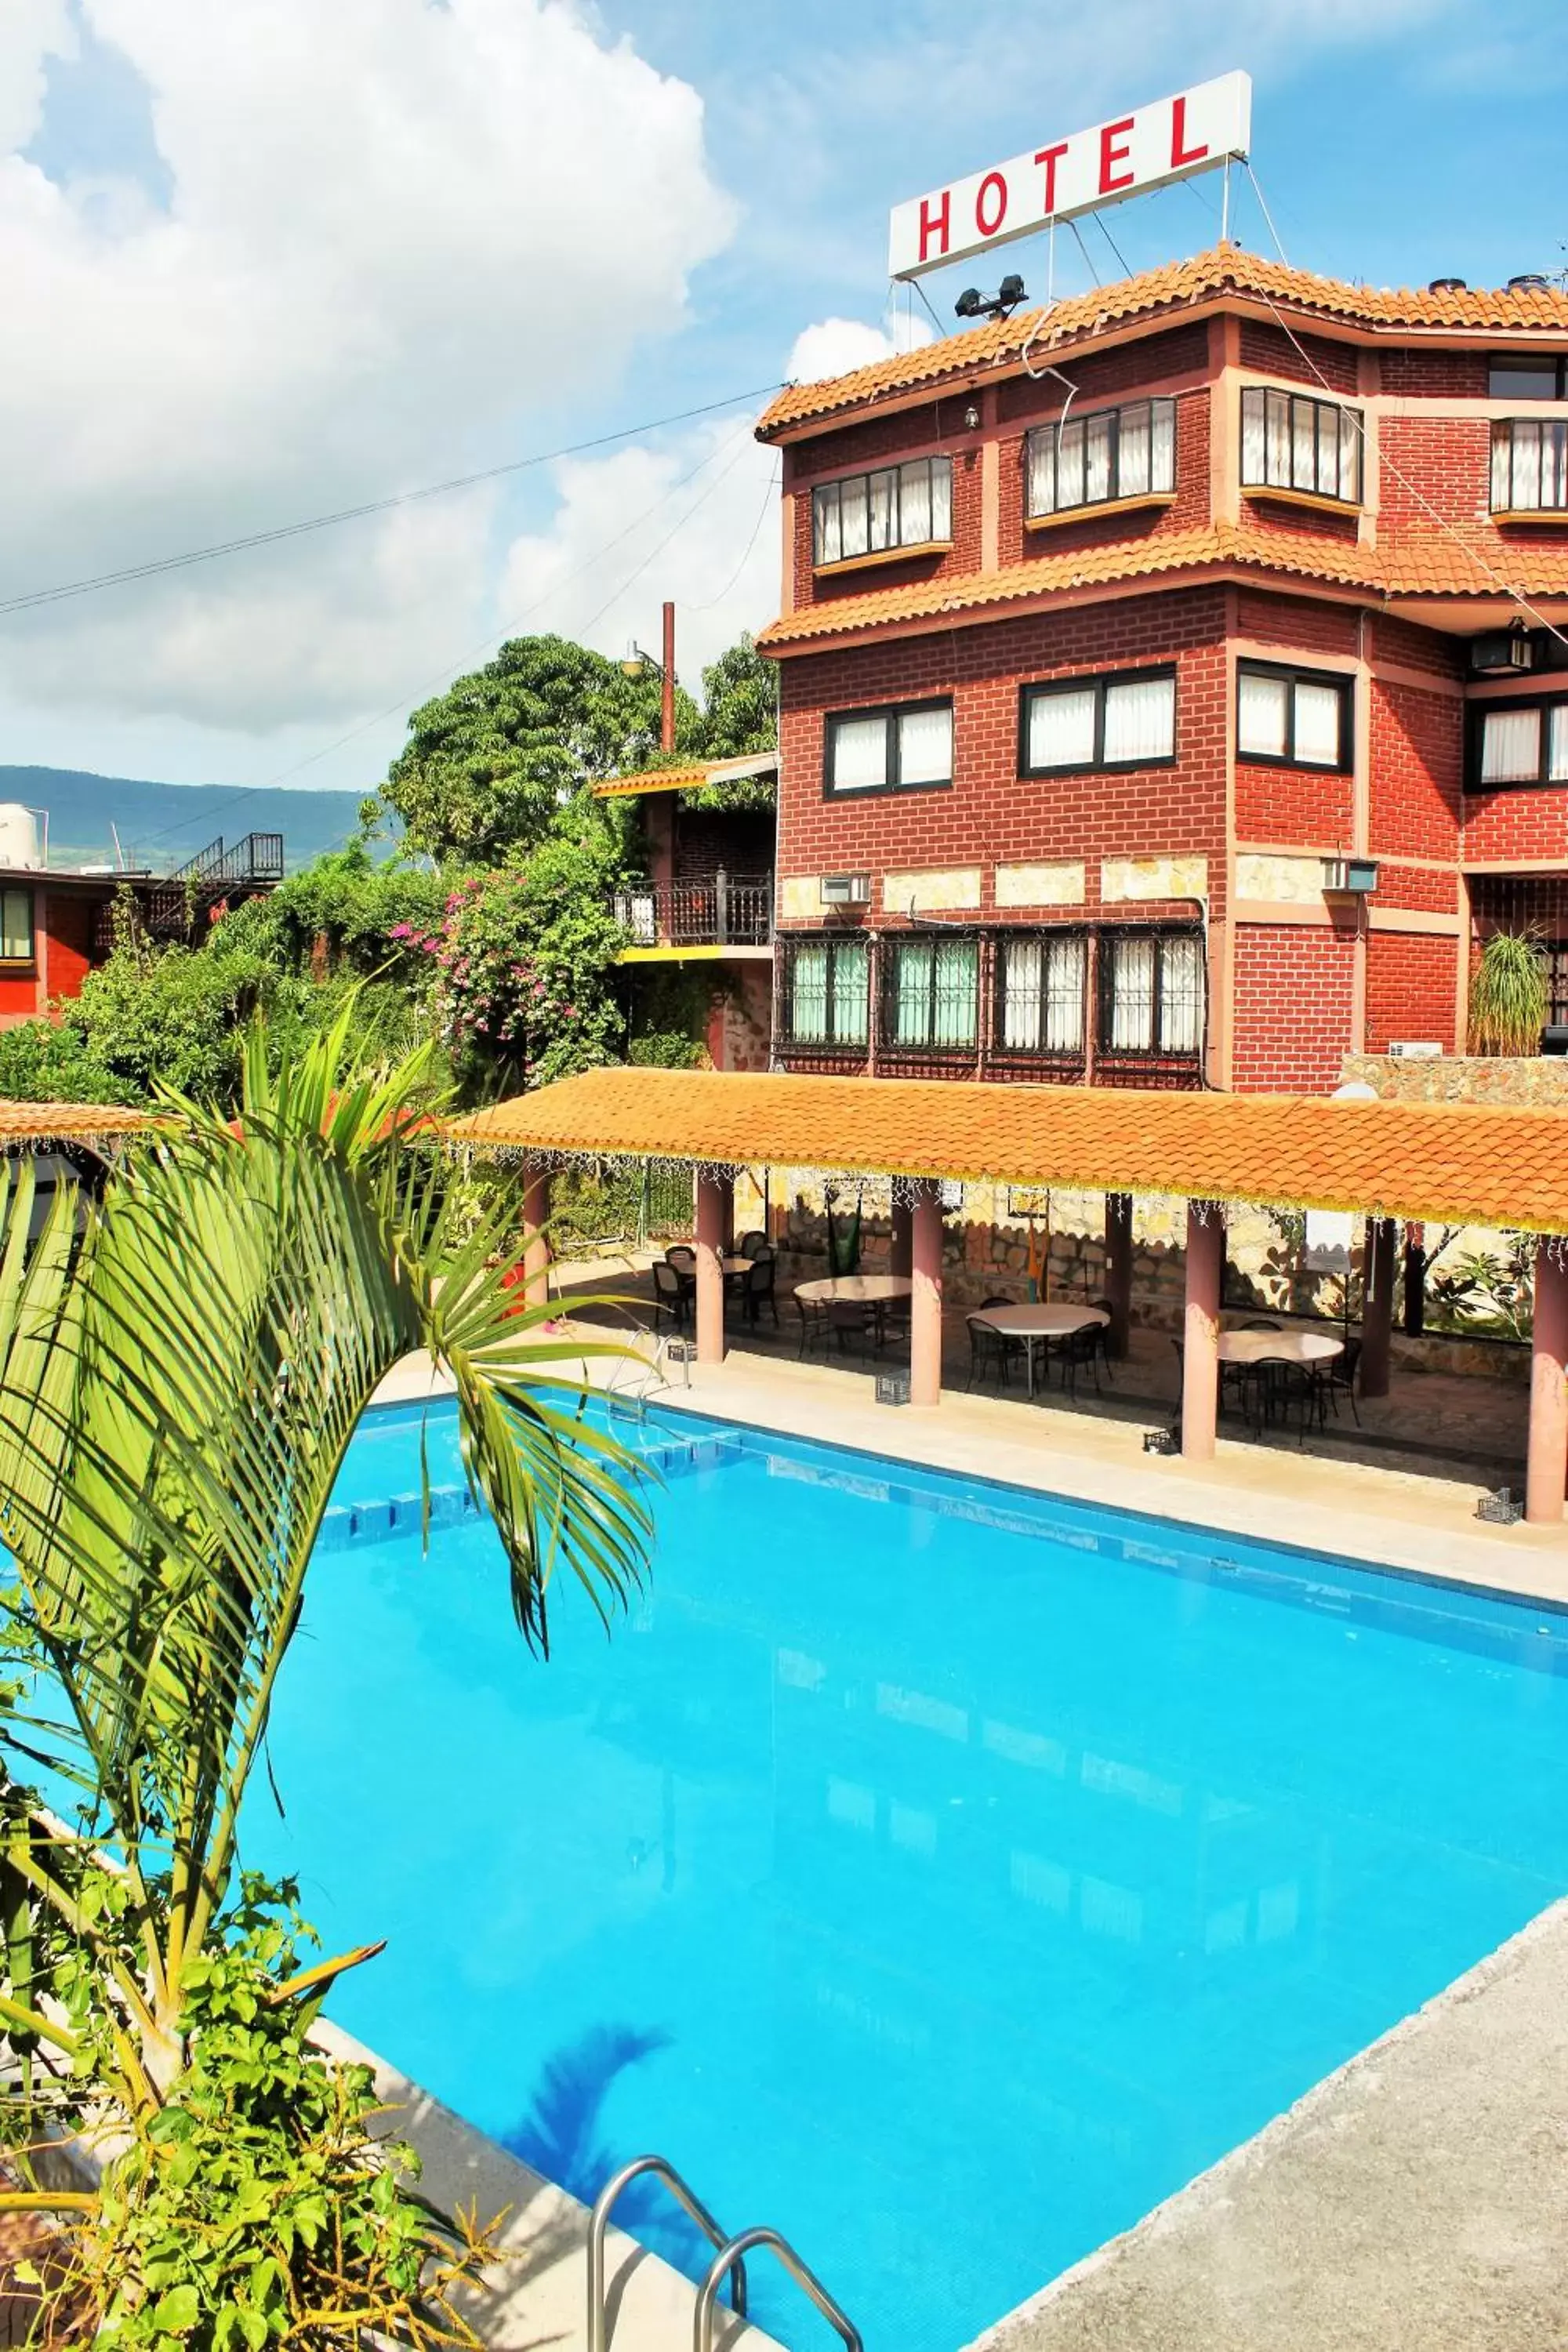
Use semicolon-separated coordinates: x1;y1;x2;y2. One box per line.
1489;414;1568;516
0;887;35;967
991;927;1089;1062
1018;664;1178;781
823;695;954;800
1488;355;1568;402
879;930;982;1055
1095;924;1207;1065
1468;692;1568;793
1023;396;1178;524
811;456;954;572
779;933;872;1051
1235;659;1354;775
1239;384;1363;507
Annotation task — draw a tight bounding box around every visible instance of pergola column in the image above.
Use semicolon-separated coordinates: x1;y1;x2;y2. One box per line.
889;1199;913;1279
694;1167;731;1367
909;1182;944;1406
1360;1216;1397;1399
521;1160;552;1313
1103;1192;1134;1360
1526;1241;1568;1526
1181;1201;1224;1464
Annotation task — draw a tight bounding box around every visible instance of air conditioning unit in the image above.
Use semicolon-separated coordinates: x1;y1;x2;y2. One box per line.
1388;1040;1443;1058
1471;630;1536;674
1322;856;1379;895
818;873;870;907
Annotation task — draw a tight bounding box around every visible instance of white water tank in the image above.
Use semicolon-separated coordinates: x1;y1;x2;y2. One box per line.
0;806;42;870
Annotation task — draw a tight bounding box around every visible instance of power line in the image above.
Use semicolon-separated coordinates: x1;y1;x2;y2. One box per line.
0;383;784;620
688;463;781;612
136;415;764;849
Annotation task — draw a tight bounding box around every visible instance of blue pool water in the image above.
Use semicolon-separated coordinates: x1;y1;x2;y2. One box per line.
255;1399;1568;2350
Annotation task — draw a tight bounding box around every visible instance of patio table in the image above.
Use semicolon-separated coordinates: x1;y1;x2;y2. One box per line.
794;1275;914;1304
971;1302;1109;1399
1217;1330;1343;1367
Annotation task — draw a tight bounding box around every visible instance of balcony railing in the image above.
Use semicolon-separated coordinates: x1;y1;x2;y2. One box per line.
614;870;773;950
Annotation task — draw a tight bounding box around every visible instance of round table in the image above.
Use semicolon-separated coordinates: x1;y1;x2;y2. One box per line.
971;1303;1109;1398
794;1275;913;1305
1218;1330;1342;1367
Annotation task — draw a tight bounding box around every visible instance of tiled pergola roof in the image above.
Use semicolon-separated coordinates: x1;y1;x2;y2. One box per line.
0;1099;147;1146
448;1068;1568;1236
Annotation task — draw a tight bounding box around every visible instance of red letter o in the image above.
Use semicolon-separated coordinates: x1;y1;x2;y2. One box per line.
975;171;1008;238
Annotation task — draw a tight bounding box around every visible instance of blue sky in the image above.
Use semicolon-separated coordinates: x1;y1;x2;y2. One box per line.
0;0;1563;824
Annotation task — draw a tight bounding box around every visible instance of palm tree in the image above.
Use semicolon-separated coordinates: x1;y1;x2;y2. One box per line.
0;1007;649;2123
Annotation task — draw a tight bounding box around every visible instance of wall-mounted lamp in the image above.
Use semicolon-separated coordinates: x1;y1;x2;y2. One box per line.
1322;855;1379;896
963;403;981;430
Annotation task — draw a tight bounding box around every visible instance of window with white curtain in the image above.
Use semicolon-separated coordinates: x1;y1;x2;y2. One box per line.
885;937;979;1050
826;699;953;795
1101;931;1205;1060
786;938;869;1046
812;456;953;566
1025;397;1176;519
1021;670;1176;774
1491;418;1568;513
0;890;32;964
1475;701;1568;789
998;932;1086;1054
1236;662;1351;770
1240;387;1362;503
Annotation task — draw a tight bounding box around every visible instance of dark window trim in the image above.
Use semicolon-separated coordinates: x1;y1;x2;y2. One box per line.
991;924;1090;1061
1235;659;1354;775
1095;921;1207;1065
811;455;955;567
0;885;35;968
1023;395;1177;521
878;928;982;1055
1240;383;1363;506
1490;414;1568;514
824;695;954;800
1466;691;1568;793
1488;356;1568;402
1018;664;1178;780
778;931;872;1051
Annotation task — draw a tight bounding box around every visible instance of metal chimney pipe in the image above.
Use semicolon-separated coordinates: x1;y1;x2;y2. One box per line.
661;599;676;753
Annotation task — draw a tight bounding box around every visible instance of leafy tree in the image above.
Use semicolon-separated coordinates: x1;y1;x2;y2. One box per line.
678;633;778;813
379;634;702;862
0;1012;649;2332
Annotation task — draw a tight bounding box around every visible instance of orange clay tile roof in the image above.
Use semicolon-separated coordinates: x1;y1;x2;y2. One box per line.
757;245;1568;438
755;524;1568;648
0;1099;147;1142
447;1067;1568;1235
593;764;712;800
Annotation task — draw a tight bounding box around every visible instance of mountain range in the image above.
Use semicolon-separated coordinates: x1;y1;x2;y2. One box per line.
0;767;367;874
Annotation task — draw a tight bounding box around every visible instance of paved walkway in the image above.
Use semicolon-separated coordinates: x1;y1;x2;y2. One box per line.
967;1900;1568;2352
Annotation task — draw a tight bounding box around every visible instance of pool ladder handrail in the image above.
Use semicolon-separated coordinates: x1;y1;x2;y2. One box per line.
586;2154;746;2352
693;2224;863;2352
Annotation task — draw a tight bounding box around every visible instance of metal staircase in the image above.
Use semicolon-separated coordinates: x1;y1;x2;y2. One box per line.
138;832;286;941
588;2154;862;2352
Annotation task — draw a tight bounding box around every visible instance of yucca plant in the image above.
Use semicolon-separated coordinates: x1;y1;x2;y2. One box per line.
1468;928;1549;1057
0;1003;649;2139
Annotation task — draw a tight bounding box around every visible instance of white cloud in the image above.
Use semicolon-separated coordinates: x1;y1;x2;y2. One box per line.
786;304;935;387
0;1;73;153
0;0;733;736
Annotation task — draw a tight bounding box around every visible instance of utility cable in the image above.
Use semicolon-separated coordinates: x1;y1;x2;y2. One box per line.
0;383;784;619
687;463;781;612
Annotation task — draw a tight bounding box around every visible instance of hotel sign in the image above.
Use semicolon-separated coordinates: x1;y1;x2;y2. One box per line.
888;71;1252;281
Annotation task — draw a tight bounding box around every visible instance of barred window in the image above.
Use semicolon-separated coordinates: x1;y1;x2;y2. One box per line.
1025;398;1175;519
786;938;869;1046
1240;387;1362;504
812;457;953;568
997;932;1085;1054
1236;661;1352;771
1490;417;1568;514
1100;931;1204;1059
1475;700;1568;789
0;889;32;963
885;935;978;1050
826;698;953;796
1021;668;1176;775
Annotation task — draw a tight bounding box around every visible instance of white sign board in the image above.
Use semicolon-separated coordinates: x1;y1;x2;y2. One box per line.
888;71;1251;281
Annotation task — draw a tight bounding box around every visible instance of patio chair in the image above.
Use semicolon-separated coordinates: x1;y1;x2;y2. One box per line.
1254;1356;1319;1446
737;1252;779;1329
665;1243;696;1273
793;1290;831;1359
737;1230;769;1260
878;1291;912;1353
652;1259;691;1332
1058;1321;1103;1399
1090;1295;1117;1381
1316;1333;1363;1426
829;1300;877;1356
967;1313;1015;1392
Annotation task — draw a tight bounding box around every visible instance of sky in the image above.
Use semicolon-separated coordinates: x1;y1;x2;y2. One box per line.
1;0;1566;826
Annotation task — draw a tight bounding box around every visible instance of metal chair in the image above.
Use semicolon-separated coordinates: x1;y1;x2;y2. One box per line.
739;1253;779;1329
1090;1294;1117;1382
737;1231;769;1261
1254;1356;1319;1445
1058;1321;1103;1399
652;1259;691;1331
793;1291;831;1359
1317;1333;1362;1426
967;1313;1014;1392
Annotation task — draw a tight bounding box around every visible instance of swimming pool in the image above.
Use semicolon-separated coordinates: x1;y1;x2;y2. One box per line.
256;1396;1568;2350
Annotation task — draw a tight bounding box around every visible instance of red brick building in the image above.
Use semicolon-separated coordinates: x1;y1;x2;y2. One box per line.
753;245;1568;1094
